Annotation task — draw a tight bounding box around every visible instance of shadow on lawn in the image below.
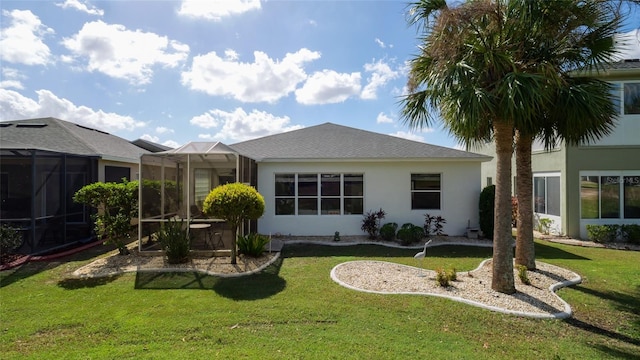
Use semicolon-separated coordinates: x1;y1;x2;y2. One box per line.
133;257;286;301
281;243;493;259
563;284;640;357
0;242;124;288
533;241;591;260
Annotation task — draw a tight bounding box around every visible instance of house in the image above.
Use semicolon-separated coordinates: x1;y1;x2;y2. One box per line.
473;60;640;239
0;117;152;254
138;122;491;248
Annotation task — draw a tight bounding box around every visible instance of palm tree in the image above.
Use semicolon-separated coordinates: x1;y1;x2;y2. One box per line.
401;0;622;292
510;1;621;270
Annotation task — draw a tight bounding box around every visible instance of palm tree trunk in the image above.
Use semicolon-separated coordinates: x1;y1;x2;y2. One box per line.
491;121;516;294
515;131;536;270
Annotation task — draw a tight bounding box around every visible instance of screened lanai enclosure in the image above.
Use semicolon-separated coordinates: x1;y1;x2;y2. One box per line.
0;149;96;254
138;142;257;254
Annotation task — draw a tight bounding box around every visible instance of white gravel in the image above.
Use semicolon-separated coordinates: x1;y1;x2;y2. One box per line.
331;259;581;319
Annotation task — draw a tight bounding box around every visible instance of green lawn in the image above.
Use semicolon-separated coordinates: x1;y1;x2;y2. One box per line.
1;241;639;359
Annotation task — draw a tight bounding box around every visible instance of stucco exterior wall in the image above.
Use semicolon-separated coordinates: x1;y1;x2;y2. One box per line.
254;160;483;237
565;145;640;239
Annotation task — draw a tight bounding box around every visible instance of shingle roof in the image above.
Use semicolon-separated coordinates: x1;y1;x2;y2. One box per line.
230;123;490;162
0;117;148;162
131;138;173;152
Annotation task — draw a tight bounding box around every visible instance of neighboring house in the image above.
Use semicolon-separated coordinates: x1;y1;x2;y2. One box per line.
473;60;640;239
0;117;151;254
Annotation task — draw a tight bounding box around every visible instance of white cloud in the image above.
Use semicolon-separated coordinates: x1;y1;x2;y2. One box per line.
361;59;400;100
0;68;26;90
376;112;394;124
55;0;104;16
375;38;386;48
614;29;640;60
389;131;424;142
190;107;303;142
0;88;145;132
295;70;361;105
156;126;174;134
140;134;179;148
178;0;261;21
181;48;320;103
62;20;190;85
0;10;54;66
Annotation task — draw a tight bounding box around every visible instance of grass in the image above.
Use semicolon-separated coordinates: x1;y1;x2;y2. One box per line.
1;241;639;359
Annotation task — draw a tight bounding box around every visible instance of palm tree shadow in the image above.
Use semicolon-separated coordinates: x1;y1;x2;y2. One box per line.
133;257;286;301
534;241;591;260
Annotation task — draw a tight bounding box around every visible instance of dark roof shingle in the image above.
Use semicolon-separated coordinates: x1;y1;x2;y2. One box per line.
230;123;490;162
0;117;148;161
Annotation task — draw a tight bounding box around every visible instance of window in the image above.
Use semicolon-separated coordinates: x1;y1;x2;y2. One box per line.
411;174;441;210
105;166;130;183
580;173;640;219
624;82;640;115
534;175;560;216
194;169;212;205
274;173;364;215
486;177;492;187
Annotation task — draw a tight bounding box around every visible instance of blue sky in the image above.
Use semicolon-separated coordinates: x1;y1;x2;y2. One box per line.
1;0;639;149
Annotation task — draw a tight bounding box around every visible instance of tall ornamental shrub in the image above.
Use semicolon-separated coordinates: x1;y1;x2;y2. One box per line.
202;183;265;264
73;179;138;255
479;185;495;240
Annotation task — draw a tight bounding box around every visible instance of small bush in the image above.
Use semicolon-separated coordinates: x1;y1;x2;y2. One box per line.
516;264;531;285
361;208;386;239
536;217;554;235
0;225;23;254
586;224;619;243
621;224;640;244
155;219;190;264
424;213;447;236
237;233;270;257
479;185;495;239
446;267;457;281
397;223;424;245
435;268;449;287
379;222;398;241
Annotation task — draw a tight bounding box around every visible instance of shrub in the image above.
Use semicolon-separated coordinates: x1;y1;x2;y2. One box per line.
516;264;531;285
621;224;640;244
0;225;23;254
73;180;139;255
397;223;424;245
203;183;265;264
155;219;190;264
536;217;554;235
435;268;450;287
333;231;341;242
379;222;398;241
237;233;270;257
435;267;457;287
446;267;457;281
424;213;447;236
586;224;619;243
361;208;386;239
479;185;495;239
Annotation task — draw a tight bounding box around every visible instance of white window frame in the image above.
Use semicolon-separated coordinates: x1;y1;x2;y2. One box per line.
274;173;364;216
